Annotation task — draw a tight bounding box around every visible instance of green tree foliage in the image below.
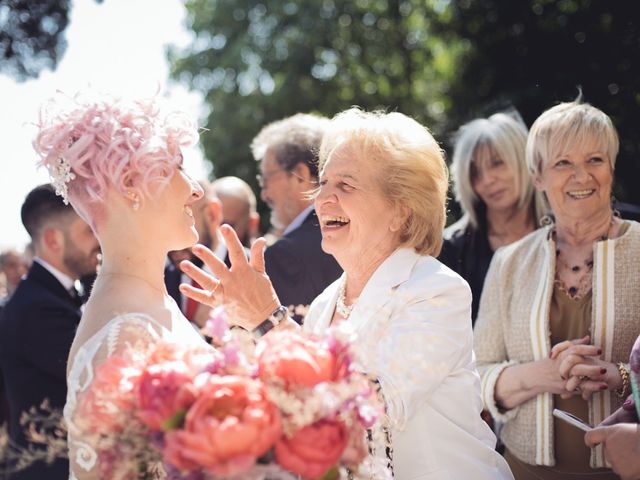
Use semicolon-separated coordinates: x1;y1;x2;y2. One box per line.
441;0;640;203
0;0;101;81
169;0;461;186
171;0;640;212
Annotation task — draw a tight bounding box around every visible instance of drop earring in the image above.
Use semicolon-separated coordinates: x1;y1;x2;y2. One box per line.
126;191;140;211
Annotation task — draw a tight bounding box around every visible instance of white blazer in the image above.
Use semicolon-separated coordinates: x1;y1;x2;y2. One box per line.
304;248;513;480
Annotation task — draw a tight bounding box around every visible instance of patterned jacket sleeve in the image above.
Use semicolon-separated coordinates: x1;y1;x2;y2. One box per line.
473;250;520;422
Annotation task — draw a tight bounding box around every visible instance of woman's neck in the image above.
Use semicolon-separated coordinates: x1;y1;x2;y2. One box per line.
342;243;397;303
555;209;614;248
486;203;535;247
98;238;168;294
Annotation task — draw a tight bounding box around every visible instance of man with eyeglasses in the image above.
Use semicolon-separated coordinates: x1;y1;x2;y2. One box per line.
251;113;342;322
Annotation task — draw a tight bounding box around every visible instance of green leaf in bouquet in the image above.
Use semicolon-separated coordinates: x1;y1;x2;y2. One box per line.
631;372;640;421
319;466;340;480
161;409;187;431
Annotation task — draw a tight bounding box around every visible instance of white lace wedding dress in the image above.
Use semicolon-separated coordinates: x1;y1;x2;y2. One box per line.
64;312;210;480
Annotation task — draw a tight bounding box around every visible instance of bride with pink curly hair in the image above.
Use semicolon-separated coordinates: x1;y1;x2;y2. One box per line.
33;92;210;479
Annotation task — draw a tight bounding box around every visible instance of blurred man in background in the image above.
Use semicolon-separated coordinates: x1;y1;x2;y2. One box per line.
0;249;28;308
165;179;248;328
211;176;260;248
251;113;342;321
0;184;99;480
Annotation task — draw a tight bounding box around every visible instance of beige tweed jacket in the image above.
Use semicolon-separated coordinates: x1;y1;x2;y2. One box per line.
474;220;640;468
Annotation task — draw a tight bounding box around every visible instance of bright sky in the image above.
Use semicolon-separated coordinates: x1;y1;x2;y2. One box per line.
0;0;207;250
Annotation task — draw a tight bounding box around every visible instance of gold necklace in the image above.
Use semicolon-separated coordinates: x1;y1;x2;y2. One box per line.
98;272;166;294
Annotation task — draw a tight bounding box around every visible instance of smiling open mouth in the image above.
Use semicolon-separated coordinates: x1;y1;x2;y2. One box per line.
184;205;194;218
321;215;350;228
567;189;595;199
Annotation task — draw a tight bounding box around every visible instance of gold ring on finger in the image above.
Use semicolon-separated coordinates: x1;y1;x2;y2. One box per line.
210;280;221;295
579;375;589;381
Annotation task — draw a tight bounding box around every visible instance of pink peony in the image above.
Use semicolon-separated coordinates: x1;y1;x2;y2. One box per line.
257;331;343;388
163;374;281;476
75;355;143;433
275;420;348;479
136;361;197;431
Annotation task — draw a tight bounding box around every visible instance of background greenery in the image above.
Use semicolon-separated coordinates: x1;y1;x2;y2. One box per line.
169;0;639;224
4;0;638;224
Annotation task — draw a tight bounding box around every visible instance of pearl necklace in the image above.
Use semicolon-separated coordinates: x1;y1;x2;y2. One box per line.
336;279;358;318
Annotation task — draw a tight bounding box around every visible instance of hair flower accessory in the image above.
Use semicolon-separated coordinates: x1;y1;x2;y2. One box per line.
49;155;76;204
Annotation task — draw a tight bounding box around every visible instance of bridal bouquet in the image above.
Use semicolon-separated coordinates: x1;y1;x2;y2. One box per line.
74;311;388;480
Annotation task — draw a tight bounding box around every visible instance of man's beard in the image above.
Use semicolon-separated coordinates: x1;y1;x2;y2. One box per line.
63;239;99;278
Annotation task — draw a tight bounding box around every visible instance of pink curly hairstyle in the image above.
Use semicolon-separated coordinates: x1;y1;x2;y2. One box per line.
33;92;198;223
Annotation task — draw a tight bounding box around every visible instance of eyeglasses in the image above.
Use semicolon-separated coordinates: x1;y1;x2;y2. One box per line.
256;168;305;188
256;169;287;188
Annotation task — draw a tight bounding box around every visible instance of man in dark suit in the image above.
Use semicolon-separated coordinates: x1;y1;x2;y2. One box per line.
251;114;342;321
0;184;99;480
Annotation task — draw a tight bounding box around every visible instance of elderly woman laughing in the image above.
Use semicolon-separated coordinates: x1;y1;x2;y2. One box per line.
180;108;513;479
474;99;640;479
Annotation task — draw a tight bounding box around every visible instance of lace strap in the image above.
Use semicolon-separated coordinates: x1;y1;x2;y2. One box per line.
65;313;167;478
65;313;165;421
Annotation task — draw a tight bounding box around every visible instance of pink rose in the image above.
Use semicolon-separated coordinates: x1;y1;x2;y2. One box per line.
275;420;348;479
136;361;197;431
258;331;342;388
163;375;281;476
76;355;142;433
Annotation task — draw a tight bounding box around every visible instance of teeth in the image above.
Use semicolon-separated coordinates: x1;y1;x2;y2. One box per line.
184;206;193;217
321;215;350;226
568;189;595;198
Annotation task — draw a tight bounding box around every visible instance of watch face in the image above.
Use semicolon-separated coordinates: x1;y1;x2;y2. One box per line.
270;306;287;326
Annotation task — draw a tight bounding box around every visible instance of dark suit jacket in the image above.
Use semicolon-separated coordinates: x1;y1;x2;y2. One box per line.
264;210;342;322
0;261;80;479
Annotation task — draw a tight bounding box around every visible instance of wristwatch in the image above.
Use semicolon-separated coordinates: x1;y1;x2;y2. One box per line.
254;305;288;338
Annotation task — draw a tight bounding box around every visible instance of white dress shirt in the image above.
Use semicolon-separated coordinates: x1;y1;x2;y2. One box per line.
282;205;314;236
34;257;76;292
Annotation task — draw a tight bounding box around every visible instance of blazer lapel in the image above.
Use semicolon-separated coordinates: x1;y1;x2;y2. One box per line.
347;248;419;335
29;261;78;306
309;275;343;335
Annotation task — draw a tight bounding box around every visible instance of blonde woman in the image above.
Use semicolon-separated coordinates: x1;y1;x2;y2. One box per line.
181;108;514;479
474;100;640;479
440;112;544;323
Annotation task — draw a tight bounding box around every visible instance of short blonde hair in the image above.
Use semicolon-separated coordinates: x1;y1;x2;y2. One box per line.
451;112;539;228
526;101;619;176
319;108;448;256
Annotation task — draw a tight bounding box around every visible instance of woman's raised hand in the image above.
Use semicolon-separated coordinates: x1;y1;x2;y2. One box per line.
179;225;280;331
